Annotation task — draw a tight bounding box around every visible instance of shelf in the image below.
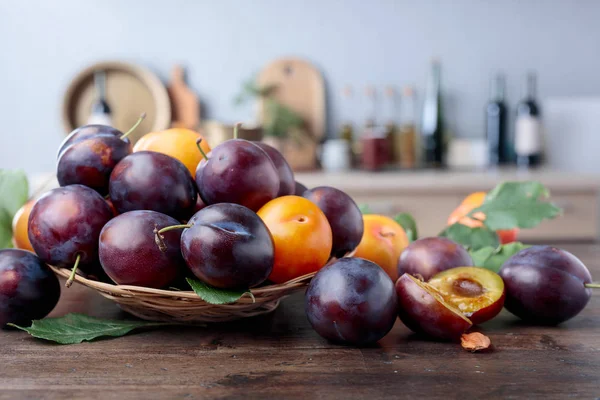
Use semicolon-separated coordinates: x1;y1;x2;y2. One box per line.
295;168;600;194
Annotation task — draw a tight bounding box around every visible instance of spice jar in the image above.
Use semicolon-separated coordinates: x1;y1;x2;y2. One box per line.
361;127;389;171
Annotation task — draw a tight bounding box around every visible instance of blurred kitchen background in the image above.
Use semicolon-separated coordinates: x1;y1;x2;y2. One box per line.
2;0;600;240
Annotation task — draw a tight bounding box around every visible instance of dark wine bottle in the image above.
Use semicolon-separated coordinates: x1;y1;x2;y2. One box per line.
515;72;542;167
421;60;444;167
486;74;508;165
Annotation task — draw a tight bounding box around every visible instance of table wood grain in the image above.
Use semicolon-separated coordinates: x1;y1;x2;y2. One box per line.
1;243;599;400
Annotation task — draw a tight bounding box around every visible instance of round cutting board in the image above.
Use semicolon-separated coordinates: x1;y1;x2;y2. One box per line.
62;61;171;143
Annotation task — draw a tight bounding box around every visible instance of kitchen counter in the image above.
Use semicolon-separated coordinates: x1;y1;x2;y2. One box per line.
295;168;600;193
1;242;599;399
296;168;600;241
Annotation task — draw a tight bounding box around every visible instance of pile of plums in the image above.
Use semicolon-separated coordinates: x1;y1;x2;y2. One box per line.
306;237;597;345
1;119;597;343
1;120;368;327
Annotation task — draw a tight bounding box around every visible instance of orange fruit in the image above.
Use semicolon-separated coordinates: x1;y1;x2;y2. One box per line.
11;200;35;252
353;214;409;281
257;196;332;283
133;128;211;176
448;191;519;244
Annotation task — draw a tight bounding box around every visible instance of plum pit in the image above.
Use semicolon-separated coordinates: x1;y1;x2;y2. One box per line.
452;278;485;297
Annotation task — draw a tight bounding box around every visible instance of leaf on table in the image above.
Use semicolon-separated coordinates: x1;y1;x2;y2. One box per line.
358;204;371;215
8;313;170;345
461;332;492;352
439;223;499;251
469;242;531;273
186;278;254;305
393;212;418;242
471;181;562;231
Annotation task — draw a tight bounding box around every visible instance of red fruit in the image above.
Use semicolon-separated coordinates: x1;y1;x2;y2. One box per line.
253;142;295;197
0;249;60;327
303;186;363;258
499;245;593;324
181;203;274;289
294;181;308;196
109;151;197;221
99;210;184;288
195;139;280;212
305;258;398;345
395;273;472;341
397;237;473;281
57;133;131;196
28;185;113;275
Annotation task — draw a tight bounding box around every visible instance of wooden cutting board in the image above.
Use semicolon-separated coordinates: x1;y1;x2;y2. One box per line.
257;58;326;141
167;65;201;130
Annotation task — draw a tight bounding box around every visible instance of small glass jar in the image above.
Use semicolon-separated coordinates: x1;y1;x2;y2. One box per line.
361;127;389;171
321;139;352;172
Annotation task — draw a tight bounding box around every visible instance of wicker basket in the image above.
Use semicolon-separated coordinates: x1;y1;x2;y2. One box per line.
50;266;316;323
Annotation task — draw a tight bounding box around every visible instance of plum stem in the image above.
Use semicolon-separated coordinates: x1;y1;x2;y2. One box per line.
120;112;147;140
154;224;192;252
65;253;81;288
233;122;242;140
196;138;209;161
154;226;167;252
158;224;193;235
585;283;600;289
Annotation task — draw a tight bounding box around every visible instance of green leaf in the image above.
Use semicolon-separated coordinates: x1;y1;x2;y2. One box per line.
469;242;531;273
0;170;28;249
439;223;499;251
393;212;418;242
186;278;254;305
263;98;304;138
0;169;29;218
8;313;170;345
358;204;371;214
471;181;562;230
469;246;496;268
0;208;13;249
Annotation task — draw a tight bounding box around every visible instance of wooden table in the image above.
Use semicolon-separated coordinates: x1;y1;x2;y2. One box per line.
1;243;599;399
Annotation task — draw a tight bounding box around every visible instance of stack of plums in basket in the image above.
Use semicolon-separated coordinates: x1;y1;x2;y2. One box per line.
4;120;367;327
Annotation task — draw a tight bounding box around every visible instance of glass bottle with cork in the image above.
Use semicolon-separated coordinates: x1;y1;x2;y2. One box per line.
360;86;389;171
384;86;398;165
397;86;418;169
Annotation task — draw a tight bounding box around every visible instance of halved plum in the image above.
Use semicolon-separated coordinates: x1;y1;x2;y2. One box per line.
428;267;505;325
396;273;472;341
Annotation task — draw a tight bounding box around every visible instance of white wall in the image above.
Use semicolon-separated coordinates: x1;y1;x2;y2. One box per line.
1;0;600;176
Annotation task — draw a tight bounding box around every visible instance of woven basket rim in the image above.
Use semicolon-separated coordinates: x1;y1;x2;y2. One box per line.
49;253;353;322
50;265;316;300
